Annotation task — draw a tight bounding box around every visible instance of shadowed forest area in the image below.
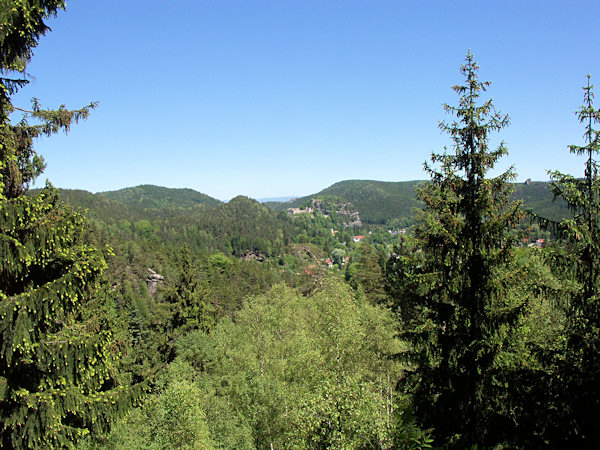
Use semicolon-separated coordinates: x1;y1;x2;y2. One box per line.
2;3;600;449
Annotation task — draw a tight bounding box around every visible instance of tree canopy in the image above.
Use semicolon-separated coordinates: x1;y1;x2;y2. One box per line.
0;2;134;446
548;75;600;443
387;52;527;448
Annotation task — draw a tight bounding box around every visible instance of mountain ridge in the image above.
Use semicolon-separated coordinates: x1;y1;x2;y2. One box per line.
265;179;568;225
98;184;222;210
50;179;568;228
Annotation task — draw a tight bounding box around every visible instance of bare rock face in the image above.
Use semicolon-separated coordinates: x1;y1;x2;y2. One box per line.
146;268;164;295
310;198;362;227
337;210;362;228
243;250;265;262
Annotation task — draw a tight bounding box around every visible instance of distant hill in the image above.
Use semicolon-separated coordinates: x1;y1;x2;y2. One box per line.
48;187;319;258
266;179;569;226
267;180;423;226
205;195;299;256
57;188;125;213
511;181;569;223
99;185;222;210
51;181;569;245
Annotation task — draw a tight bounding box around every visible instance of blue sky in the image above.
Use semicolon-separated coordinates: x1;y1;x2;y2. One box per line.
13;1;600;200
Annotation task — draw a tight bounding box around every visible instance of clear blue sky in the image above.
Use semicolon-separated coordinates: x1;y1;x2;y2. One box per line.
13;0;600;200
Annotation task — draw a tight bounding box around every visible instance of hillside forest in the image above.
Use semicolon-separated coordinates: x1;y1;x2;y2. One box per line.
2;3;600;449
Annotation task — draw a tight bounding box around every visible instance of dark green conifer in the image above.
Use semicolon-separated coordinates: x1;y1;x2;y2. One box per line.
387;52;525;447
166;247;213;334
345;242;388;305
549;75;600;443
0;2;134;447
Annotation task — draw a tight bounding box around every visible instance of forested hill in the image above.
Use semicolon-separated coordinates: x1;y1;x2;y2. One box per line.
266;179;568;225
199;195;299;256
511;181;570;222
52;188;323;258
99;184;222;210
55;180;568;234
53;185;222;223
265;180;422;225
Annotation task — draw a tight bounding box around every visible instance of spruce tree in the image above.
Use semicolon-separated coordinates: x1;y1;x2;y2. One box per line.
1;2;133;447
549;75;600;443
167;247;213;334
345;242;388;305
387;52;525;447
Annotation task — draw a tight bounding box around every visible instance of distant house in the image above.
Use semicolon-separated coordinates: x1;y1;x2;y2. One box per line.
524;178;532;185
353;235;364;243
325;258;334;268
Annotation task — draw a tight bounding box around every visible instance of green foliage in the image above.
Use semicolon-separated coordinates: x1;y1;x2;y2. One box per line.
547;75;600;444
164;247;213;334
0;0;95;200
146;379;214;449
288;375;392;449
0;4;135;446
331;247;346;267
0;0;65;74
164;280;425;449
345;242;388;305
58;190;309;259
387;52;526;448
3;6;590;447
0;189;135;448
99;362;214;450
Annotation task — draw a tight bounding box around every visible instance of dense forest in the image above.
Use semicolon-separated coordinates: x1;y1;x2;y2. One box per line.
2;3;600;449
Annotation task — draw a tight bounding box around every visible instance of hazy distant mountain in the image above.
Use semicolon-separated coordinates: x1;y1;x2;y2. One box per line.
257;196;296;203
